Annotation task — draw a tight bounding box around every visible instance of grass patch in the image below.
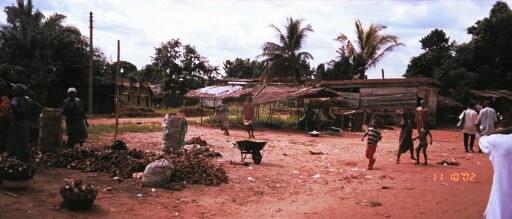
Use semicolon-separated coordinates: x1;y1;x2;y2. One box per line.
203;114;298;129
88;122;162;137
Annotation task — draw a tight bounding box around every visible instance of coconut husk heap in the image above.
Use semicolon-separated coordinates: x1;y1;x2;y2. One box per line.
0;155;36;180
36;146;228;188
167;155;228;186
36;147;155;178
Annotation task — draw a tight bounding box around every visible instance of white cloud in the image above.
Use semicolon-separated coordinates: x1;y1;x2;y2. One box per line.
0;0;505;78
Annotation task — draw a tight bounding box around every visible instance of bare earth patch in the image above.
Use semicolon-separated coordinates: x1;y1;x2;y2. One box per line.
0;117;491;219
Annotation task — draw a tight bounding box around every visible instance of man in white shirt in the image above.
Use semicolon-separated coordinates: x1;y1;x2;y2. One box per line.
460;102;479;152
480;127;512;219
478;99;497;152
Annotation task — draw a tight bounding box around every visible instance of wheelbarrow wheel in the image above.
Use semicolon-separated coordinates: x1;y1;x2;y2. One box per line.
252;150;262;164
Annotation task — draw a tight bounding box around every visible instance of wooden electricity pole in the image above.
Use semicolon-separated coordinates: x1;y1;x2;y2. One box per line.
114;40;120;140
88;11;93;114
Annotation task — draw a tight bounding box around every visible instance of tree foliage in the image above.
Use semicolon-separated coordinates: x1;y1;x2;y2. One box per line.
258;17;314;84
466;1;512;89
0;0;89;105
336;19;404;79
404;29;455;78
405;1;512;100
151;39;219;95
223;57;265;79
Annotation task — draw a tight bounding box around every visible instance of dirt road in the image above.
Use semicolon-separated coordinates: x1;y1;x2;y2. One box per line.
0;118;492;218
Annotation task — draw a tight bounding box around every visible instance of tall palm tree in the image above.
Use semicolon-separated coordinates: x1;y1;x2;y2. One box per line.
258;17;314;85
0;0;89;105
337;19;404;79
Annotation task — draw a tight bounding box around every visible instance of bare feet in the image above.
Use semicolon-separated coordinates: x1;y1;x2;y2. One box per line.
415;162;420;165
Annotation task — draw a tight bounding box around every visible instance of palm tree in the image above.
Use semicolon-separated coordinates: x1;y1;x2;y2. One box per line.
0;0;89;105
336;19;404;79
258;17;314;85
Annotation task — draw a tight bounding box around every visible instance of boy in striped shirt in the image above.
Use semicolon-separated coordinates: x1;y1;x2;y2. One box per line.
361;119;382;170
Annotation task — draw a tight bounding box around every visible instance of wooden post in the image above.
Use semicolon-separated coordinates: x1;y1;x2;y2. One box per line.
296;99;299;125
88;12;93;114
114;40;120;140
381;69;385;79
200;99;203;125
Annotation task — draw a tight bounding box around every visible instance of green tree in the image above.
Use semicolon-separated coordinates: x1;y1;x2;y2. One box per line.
223;57;265;79
151;39;219;105
465;1;512;89
0;0;89;105
404;29;455;78
258;17;314;84
336;19;404;79
322;48;360;80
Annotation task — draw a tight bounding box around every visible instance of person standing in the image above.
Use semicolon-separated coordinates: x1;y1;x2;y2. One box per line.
242;95;255;139
6;84;41;162
0;82;11;153
415;99;428;133
396;112;416;164
478;99;497;153
361;119;382;170
216;99;230;136
61;87;89;148
479;127;512;219
459;102;479;152
413;119;433;165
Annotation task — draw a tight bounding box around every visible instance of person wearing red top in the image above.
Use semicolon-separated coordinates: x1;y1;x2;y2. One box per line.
0;82;11;153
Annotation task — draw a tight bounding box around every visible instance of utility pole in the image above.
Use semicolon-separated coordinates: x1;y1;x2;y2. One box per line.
88;11;93;114
114;40;120;140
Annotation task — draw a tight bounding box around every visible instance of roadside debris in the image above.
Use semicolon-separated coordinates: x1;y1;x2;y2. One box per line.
309;150;325;155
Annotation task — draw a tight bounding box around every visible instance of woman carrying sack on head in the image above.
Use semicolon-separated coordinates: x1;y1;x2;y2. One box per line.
459;102;479;153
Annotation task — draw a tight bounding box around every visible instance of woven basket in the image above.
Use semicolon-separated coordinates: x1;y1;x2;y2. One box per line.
62;197;96;210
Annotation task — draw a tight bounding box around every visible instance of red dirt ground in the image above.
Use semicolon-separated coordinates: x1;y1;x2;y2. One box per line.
0;118;493;219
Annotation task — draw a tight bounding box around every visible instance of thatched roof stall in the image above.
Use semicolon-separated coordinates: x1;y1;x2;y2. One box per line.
320;77;442;128
184;84;339;125
184;85;252;102
252;85;339;105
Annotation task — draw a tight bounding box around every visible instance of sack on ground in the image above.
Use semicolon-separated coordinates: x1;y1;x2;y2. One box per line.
38;108;63;152
142;158;173;185
162;114;187;153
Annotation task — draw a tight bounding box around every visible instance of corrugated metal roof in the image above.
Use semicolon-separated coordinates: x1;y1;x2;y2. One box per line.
184;85;339;104
320;77;442;86
469;90;512;100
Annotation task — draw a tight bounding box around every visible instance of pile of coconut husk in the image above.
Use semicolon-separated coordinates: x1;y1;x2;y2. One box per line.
185;136;208;146
36;147;158;178
35;146;228;188
168;155;228;186
184;144;222;158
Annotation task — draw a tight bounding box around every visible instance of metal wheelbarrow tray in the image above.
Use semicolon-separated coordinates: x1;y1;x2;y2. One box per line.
233;140;267;164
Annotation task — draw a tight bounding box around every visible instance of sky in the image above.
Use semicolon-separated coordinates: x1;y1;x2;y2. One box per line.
0;0;509;78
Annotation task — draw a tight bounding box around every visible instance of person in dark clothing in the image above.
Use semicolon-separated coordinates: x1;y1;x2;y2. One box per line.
6;84;42;162
396;112;416;164
61;87;89;148
299;104;319;131
0;82;12;153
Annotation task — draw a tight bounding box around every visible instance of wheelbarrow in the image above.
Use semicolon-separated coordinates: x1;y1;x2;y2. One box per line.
232;140;267;164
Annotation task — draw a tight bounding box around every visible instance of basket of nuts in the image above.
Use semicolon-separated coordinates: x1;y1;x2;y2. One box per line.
59;179;98;210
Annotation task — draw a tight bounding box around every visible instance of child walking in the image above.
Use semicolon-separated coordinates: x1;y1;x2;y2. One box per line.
396;112;416;163
361;119;382;170
413;120;433;165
